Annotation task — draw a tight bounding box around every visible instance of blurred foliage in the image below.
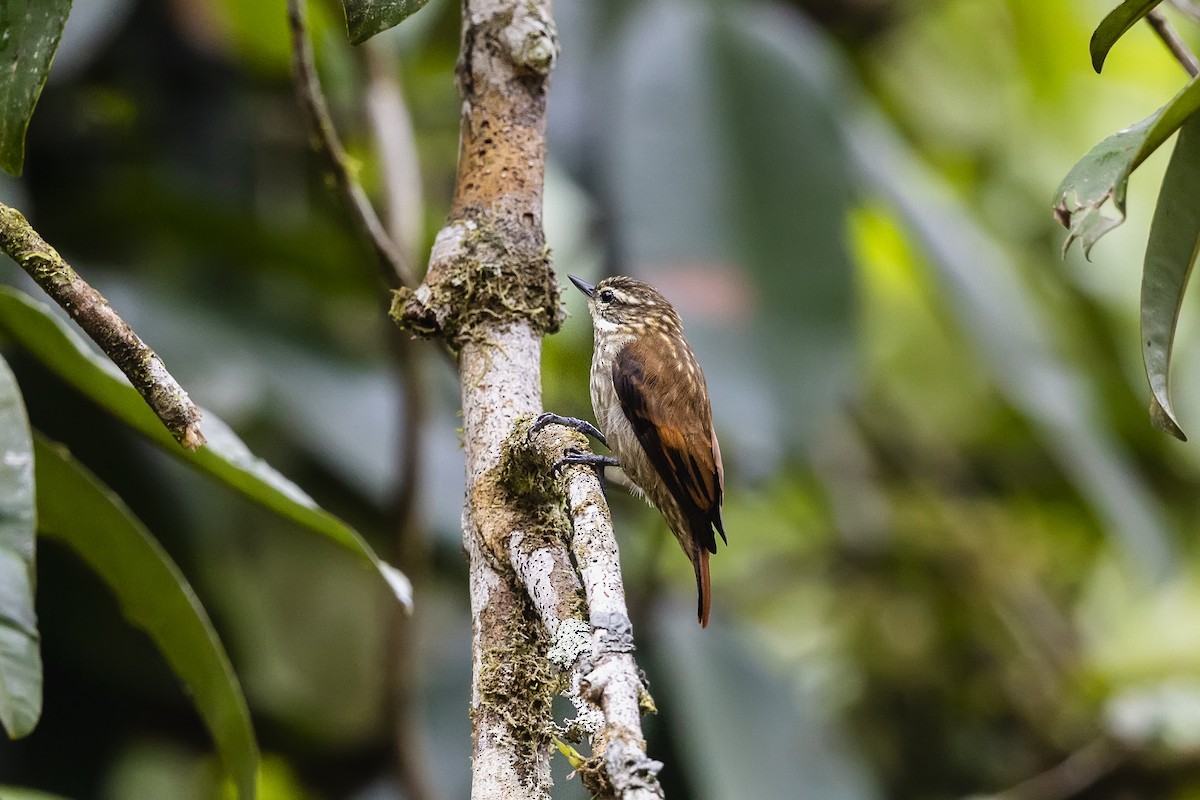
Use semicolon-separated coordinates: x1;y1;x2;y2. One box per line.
2;0;1200;799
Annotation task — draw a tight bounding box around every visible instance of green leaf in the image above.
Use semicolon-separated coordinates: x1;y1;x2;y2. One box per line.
0;288;412;607
0;0;72;176
340;0;430;45
1141;114;1200;441
1090;0;1164;73
0;788;76;800
0;353;40;739
1054;75;1200;257
33;435;258;800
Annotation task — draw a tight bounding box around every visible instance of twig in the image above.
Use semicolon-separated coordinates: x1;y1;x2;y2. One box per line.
286;0;418;289
980;737;1126;800
364;40;425;268
0;202;205;450
1146;8;1200;77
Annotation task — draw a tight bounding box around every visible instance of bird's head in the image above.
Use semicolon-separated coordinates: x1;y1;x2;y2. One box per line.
569;275;683;338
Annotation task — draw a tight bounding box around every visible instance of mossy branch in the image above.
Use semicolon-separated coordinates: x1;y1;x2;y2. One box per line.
0;202;205;450
504;417;665;800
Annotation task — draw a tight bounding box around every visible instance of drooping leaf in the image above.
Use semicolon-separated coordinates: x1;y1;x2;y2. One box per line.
0;352;40;739
1090;0;1164;73
1054;76;1200;257
0;0;72;175
1141;114;1200;441
33;435;258;800
341;0;430;45
0;288;412;607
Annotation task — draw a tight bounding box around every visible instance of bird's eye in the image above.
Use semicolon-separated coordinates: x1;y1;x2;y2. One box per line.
598;289;615;303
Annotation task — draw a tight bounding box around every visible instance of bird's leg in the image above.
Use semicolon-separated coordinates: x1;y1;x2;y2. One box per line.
529;412;608;448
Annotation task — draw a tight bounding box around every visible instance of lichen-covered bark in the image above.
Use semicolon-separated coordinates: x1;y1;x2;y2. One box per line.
389;0;662;796
0;202;205;450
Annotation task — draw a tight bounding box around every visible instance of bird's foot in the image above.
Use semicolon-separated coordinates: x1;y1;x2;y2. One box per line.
554;448;620;478
530;412;608;447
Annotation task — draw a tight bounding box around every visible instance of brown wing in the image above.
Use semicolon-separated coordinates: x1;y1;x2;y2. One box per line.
612;336;726;554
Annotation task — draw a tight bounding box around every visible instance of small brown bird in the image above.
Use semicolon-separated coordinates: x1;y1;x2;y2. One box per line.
547;275;727;627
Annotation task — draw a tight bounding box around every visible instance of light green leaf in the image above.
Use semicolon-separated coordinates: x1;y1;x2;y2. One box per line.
0;288;412;607
0;0;72;175
1141;114;1200;441
0;353;40;739
33;435;258;800
340;0;430;45
1089;0;1164;73
1054;76;1200;257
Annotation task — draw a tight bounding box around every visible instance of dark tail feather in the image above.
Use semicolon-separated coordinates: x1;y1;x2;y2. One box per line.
694;546;711;627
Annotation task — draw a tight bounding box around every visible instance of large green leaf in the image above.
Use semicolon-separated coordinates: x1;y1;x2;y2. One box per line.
0;0;72;176
1141;114;1200;441
33;435;258;800
340;0;430;45
1054;76;1200;257
0;288;412;607
0;353;40;739
1089;0;1164;73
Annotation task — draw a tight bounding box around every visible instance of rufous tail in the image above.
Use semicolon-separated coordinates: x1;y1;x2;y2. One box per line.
694;547;711;627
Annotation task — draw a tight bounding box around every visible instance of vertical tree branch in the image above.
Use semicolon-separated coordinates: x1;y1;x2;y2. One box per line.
391;0;563;796
390;0;663;796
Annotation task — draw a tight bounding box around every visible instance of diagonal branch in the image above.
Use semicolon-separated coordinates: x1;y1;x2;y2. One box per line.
0;202;205;450
1146;8;1200;77
286;0;418;289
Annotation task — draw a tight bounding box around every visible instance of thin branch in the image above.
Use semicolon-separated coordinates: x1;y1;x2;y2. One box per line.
982;737;1126;800
286;0;418;289
1146;8;1200;77
364;40;425;268
0;202;205;450
512;420;665;799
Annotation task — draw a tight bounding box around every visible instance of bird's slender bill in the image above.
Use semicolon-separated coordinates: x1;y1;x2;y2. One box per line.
569;275;595;297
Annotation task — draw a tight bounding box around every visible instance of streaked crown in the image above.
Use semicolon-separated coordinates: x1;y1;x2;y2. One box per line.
572;275;684;335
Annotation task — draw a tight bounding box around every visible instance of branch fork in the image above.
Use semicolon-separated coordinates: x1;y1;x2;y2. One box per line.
503;418;665;799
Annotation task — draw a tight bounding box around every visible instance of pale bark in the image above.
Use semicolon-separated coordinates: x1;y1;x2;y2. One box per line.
390;0;664;796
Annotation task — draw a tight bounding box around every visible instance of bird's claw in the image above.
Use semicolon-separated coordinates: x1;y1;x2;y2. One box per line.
553;448;620;476
530;412;608;447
